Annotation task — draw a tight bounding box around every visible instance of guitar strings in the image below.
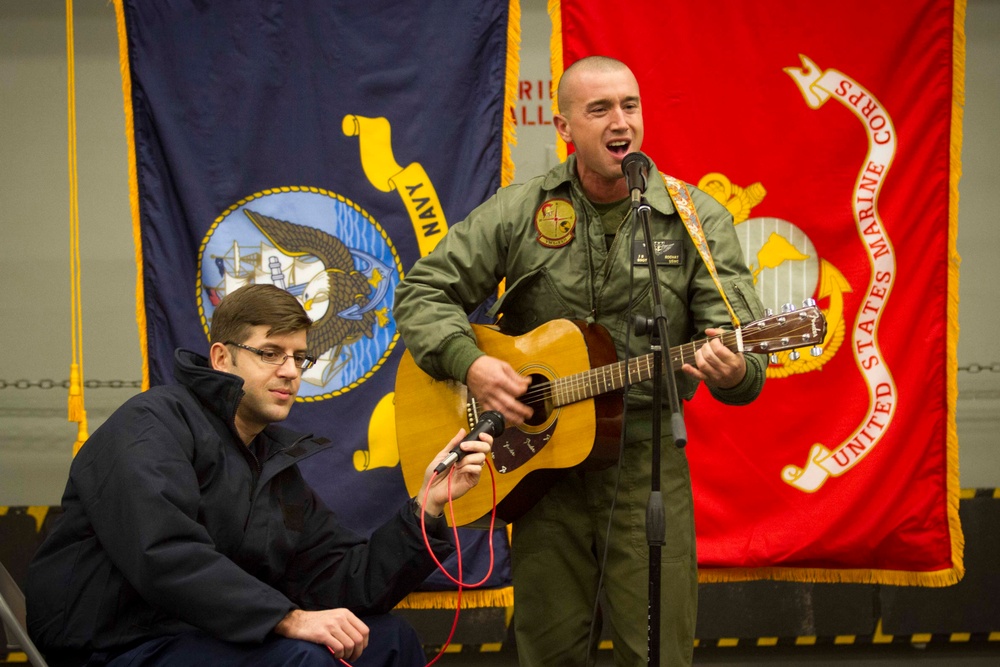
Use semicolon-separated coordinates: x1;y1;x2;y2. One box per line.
489;315;817;410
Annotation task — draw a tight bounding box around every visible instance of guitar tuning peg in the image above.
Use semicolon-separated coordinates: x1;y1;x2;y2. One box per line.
764;308;774;317
811;345;824;357
781;303;796;313
769;353;778;364
803;297;817;308
789;350;801;361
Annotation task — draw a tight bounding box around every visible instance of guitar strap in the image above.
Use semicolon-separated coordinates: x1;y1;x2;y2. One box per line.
662;174;742;327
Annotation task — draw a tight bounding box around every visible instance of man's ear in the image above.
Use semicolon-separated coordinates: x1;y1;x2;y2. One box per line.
209;342;231;371
553;113;573;144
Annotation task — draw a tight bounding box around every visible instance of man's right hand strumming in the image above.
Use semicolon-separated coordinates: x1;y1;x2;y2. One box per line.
466;355;532;426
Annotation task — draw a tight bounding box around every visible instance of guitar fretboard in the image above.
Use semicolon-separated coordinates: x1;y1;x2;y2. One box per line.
550;332;740;406
466;306;823;417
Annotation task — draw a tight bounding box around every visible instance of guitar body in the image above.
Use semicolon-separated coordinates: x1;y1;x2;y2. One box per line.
395;304;828;526
395;319;621;526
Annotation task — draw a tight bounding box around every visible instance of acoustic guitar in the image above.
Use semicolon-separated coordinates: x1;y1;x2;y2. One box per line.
395;304;827;526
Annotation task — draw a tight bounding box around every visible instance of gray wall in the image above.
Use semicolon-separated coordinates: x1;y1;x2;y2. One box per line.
2;0;998;505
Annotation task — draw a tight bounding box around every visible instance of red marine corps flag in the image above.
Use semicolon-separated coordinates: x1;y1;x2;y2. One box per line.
552;0;965;585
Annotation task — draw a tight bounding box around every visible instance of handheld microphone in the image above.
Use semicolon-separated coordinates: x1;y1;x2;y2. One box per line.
433;410;505;474
621;151;651;207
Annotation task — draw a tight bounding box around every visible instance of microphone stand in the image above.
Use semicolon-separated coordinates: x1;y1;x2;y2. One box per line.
630;193;687;666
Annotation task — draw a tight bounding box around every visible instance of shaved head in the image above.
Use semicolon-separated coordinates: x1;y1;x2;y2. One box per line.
557;56;633;117
551;56;643;202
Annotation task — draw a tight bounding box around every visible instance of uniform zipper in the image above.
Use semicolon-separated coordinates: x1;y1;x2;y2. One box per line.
731;281;755;326
595;208;634;315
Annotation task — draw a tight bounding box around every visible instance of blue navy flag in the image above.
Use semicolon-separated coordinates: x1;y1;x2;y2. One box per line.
114;0;517;598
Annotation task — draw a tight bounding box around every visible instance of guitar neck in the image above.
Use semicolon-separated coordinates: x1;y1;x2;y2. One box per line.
550;331;740;407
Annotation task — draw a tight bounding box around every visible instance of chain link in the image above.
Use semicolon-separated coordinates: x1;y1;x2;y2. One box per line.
0;379;142;390
2;362;999;389
958;362;1000;374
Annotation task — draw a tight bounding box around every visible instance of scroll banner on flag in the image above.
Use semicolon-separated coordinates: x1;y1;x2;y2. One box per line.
553;0;965;585
113;0;521;606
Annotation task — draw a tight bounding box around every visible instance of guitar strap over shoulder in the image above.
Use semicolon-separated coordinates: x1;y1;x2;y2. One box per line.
662;173;742;327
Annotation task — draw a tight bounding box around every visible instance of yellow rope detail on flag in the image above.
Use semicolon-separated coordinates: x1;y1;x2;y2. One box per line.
66;0;89;455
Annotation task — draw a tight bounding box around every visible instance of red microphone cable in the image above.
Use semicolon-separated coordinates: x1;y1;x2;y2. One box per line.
332;458;500;666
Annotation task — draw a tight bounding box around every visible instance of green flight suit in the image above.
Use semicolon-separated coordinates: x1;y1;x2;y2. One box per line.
394;155;766;666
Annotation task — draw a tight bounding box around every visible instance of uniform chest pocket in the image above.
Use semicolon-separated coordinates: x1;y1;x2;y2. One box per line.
487;266;575;335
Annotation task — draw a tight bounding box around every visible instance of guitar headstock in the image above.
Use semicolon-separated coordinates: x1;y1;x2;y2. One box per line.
740;301;827;358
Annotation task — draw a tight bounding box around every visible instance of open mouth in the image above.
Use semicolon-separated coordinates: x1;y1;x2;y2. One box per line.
607;140;630;157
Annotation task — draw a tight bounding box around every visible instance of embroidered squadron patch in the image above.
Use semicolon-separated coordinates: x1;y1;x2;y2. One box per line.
533;198;576;248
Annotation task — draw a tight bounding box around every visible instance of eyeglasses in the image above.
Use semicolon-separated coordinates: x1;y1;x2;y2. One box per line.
225;341;317;371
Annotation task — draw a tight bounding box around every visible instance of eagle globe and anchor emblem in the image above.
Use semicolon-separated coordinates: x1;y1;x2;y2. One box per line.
697;171;844;378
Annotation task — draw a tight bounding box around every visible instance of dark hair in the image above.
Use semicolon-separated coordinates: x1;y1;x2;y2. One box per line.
209;284;312;345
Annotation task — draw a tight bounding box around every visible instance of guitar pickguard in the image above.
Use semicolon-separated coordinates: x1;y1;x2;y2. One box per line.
490;421;557;473
476;367;560;474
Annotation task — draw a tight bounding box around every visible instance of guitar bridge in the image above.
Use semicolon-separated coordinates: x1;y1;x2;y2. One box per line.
466;401;482;431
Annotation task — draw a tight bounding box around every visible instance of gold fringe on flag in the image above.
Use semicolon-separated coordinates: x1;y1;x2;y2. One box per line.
65;0;89;455
394;586;513;611
547;0;567;163
496;0;522;299
112;0;150;392
395;525;516;610
501;0;522;187
698;564;966;587
944;0;967;585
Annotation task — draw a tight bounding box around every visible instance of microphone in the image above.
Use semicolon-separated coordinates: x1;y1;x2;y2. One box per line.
433;410;505;474
621;151;651;207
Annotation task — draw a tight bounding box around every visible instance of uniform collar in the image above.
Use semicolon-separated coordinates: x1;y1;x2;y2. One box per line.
541;153;678;216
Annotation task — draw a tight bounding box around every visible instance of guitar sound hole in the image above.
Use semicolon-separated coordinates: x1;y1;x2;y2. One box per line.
522;373;552;427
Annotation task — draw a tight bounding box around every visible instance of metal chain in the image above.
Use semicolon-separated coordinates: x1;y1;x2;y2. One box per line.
2;362;999;389
0;379;142;390
958;362;1000;374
